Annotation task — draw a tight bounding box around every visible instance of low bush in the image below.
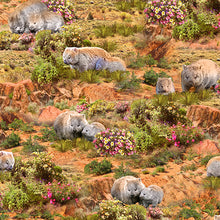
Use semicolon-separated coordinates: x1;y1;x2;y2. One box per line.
0;120;8;130
0;132;20;149
51;139;75;152
203;177;220;190
22;136;46;154
157;57;171;69
84;159;112;175
94;128;136;156
42;180;80;205
113;162;138;179
127;53;147;69
96;40;118;52
167;122;205;148
87;100;115;118
28;102;39;114
200;154;220;166
54;100;69;110
0;31;19;50
144;68;170;86
80;70;100;83
8;119;34;132
98;200;147;220
181;163;197;172
177;207;202;220
35;126;57;142
115;72;141;92
2;185;30;211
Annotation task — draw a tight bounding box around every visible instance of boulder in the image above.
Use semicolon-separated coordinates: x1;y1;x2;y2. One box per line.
80;84;118;102
186;105;220;128
190;140;220;155
38;106;62;126
206;156;220;177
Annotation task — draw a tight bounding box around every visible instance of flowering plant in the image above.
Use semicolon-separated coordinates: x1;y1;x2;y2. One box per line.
42;180;80;205
42;0;76;24
19;33;34;44
93;128;136;156
215;81;220;95
167;122;205;147
115;101;130;114
76;103;89;113
144;0;187;26
148;206;163;218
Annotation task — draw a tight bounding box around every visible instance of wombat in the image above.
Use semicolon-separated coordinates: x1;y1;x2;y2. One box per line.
181;59;220;92
8;0;48;34
111;176;145;205
82;122;106;142
156;78;175;95
95;57;126;72
0;151;15;170
139;185;164;208
63;47;126;73
54;111;88;140
28;10;64;33
207;156;220;177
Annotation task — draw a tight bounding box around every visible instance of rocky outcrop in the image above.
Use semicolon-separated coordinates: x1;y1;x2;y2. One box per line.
186;105;220;138
80;85;118;102
207;156;220;177
38;106;63;126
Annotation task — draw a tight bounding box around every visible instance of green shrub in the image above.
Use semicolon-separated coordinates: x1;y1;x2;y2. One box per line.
31;152;64;182
96;40;117;52
116;72;141;91
203;177;220;190
200;154;220;166
155;166;165;173
180;92;199;106
87;100;115;117
145;54;158;67
28;102;39;114
157;57;171;69
144;68;169;86
32;58;58;84
114;162;138;179
0;132;20;149
36;127;57;142
0;120;8;131
177;208;202;220
111;71;128;83
0;31;19;50
22;136;46;154
172;19;201;41
2;185;29;211
82;39;92;47
202;203;216;217
98;200;147;220
55;100;69;110
181;163;197;172
8;92;13;99
128;53;147;69
8;119;34;132
84;159;112;175
51;139;75;152
80;70;100;83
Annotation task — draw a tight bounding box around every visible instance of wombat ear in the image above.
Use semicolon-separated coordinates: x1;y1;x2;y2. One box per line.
0;152;3;157
138;178;141;182
183;65;187;70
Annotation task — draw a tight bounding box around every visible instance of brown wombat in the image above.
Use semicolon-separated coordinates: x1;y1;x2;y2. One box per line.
111;176;145;204
181;59;220;92
0;151;15;170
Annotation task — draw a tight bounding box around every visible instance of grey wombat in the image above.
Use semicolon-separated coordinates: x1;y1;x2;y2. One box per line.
8;0;48;34
28;11;64;33
156;78;175;95
181;59;220;92
54;111;88;140
63;47;126;73
111;176;145;204
95;57;126;72
82;122;106;142
139;185;164;208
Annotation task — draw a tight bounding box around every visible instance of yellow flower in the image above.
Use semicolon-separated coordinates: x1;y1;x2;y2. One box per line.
111;142;114;146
